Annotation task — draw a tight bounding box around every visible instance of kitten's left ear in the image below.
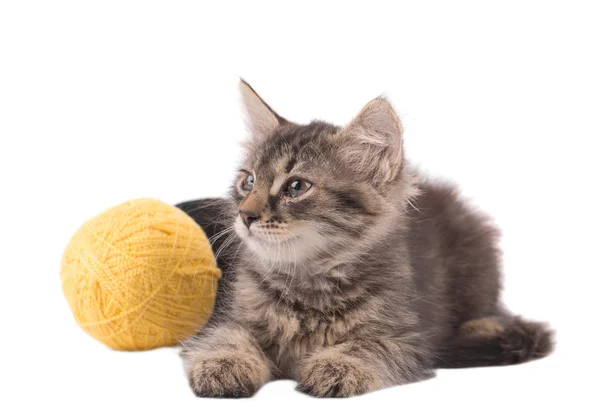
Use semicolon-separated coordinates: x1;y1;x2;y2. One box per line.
239;79;286;142
338;98;404;186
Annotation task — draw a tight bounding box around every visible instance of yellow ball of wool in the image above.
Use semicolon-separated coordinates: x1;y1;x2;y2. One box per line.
60;198;221;351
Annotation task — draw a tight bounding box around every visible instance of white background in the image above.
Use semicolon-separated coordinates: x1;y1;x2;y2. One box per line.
1;1;598;406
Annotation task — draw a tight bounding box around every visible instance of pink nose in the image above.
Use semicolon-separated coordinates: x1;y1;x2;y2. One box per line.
239;210;259;228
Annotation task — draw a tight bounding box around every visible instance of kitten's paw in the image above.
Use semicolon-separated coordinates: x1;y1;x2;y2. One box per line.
185;352;271;398
296;354;382;398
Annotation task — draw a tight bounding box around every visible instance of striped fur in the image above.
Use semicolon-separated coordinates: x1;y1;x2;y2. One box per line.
179;82;554;398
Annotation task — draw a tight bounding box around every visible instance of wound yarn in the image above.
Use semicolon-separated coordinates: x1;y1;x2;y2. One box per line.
60;198;220;351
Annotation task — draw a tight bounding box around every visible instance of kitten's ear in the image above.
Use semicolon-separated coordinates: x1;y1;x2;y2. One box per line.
338;98;403;186
239;79;285;142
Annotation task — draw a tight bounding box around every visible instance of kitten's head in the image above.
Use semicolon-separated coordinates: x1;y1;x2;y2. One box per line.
232;80;411;264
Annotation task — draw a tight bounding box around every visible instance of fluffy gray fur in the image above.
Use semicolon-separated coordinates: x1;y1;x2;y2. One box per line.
179;80;554;398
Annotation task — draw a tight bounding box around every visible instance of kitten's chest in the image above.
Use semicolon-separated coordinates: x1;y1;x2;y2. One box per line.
233;270;367;377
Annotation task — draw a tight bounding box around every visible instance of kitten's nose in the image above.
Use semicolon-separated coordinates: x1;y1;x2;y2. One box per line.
239;210;259;228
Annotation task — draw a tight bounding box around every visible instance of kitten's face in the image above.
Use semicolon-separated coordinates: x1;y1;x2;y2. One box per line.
233;81;405;264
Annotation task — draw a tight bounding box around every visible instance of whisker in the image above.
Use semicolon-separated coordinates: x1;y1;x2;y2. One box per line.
209;226;236;244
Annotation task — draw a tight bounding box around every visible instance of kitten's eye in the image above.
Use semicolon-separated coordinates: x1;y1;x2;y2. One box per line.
242;173;255;192
286;179;312;198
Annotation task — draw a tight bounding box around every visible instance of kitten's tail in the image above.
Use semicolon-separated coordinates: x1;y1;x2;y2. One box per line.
434;316;554;368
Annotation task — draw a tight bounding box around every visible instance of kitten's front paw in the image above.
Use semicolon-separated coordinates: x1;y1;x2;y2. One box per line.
296;354;382;398
185;352;271;398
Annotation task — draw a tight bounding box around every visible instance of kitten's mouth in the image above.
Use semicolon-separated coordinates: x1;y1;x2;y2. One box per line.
235;218;302;252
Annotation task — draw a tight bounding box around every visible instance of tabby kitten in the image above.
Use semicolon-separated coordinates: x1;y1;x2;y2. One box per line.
179;80;553;398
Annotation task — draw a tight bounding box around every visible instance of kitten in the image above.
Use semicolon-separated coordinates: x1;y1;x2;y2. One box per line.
178;80;554;398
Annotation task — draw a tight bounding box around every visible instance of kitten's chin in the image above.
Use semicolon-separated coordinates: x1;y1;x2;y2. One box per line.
234;220;320;264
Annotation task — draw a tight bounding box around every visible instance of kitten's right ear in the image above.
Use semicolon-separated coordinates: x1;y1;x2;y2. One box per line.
239;79;285;142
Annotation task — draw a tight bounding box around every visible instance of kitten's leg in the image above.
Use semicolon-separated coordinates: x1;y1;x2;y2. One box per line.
436;316;554;368
296;338;430;398
181;323;273;398
458;316;506;339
